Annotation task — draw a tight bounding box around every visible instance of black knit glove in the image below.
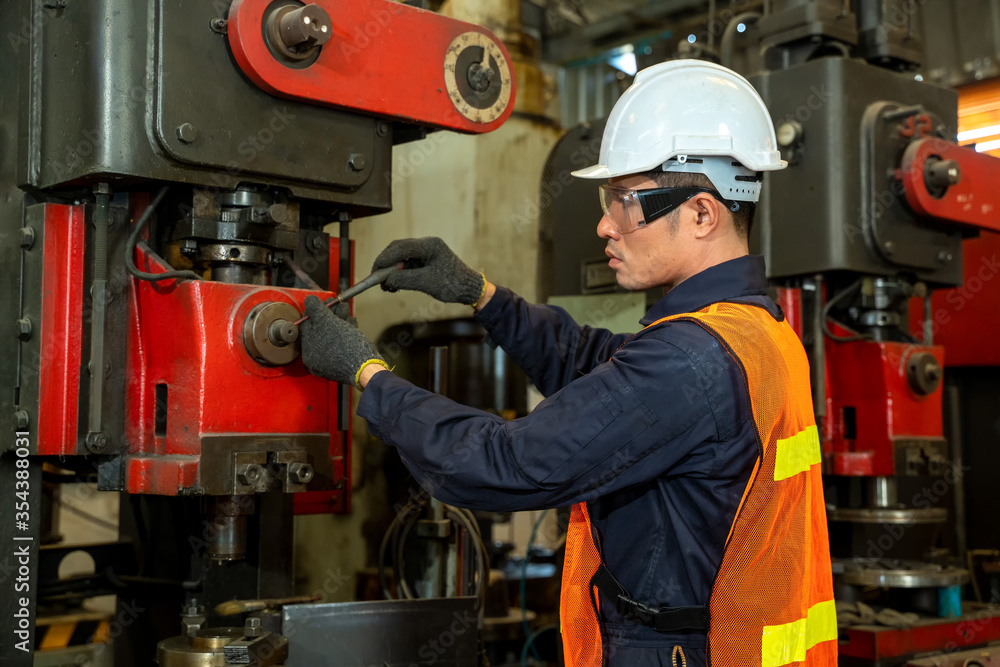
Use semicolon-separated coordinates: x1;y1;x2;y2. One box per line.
300;296;387;389
373;237;485;305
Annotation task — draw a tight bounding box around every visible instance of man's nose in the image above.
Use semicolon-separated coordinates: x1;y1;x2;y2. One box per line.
597;213;620;240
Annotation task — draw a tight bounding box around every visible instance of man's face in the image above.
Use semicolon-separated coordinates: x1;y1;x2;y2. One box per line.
597;174;701;292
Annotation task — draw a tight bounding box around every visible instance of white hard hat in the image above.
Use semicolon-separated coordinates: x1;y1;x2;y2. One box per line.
572;60;786;202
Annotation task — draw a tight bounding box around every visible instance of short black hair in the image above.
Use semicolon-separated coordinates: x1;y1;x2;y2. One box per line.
643;170;757;240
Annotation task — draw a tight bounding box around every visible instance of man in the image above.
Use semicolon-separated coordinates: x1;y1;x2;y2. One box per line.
300;61;835;666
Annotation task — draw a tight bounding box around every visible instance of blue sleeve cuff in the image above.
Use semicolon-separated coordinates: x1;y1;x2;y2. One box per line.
356;369;403;440
474;284;514;331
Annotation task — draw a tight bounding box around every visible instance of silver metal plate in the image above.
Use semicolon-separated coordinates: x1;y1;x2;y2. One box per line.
827;507;948;524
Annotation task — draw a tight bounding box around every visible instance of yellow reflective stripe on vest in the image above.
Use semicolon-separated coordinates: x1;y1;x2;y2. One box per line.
773;425;821;481
761;599;837;667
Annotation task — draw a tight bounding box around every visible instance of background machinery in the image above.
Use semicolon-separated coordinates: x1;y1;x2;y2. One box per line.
1;0;515;664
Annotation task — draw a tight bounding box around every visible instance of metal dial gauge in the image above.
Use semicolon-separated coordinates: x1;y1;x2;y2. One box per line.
443;31;512;124
776;121;802;147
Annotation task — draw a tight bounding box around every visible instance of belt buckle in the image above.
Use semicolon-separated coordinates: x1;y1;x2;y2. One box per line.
617;595;655;626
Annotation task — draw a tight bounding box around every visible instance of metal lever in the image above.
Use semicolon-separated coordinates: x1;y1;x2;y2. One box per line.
292;263;403;326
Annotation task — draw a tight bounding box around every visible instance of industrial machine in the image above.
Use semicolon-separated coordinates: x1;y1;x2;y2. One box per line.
1;0;515;664
748;3;1000;662
539;1;1000;664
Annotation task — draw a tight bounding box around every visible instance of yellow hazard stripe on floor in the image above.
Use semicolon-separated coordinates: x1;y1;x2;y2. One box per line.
761;599;837;667
773;425;821;481
39;623;76;651
93;620;111;644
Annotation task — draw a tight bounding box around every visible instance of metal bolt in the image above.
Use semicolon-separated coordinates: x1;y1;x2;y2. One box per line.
882;241;895;257
176;123;198;144
308;234;327;254
236;463;263;486
209;17;228;34
14;411;29;429
245;616;263;638
466;62;495;93
375;121;389;138
85;432;111;454
288;462;314;484
348;153;366;172
937;250;953;264
16;318;32;341
267;203;289;224
179;239;199;256
19;227;35;250
925;158;962;192
268;319;299;346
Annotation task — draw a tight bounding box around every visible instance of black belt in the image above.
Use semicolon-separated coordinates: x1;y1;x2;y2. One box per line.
591;564;709;633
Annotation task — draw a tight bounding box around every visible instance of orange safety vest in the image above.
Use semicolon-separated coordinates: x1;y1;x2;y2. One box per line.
559;301;836;666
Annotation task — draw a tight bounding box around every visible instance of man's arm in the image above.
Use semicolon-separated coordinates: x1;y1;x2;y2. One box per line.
367;238;631;396
357;327;721;512
473;282;632;397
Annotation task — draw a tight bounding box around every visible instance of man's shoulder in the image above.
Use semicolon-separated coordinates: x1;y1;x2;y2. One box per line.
616;318;743;382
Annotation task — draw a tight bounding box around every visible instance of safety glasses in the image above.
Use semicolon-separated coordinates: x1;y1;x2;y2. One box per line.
598;185;739;234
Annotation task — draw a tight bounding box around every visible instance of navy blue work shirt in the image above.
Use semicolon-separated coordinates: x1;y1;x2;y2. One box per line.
357;255;783;661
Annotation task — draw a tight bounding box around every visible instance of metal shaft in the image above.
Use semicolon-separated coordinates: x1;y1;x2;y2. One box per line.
86;185;111;451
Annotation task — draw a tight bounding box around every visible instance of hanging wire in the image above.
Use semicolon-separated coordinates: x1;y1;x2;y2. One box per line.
377;497;490;628
822;279;873;342
124;186;202;283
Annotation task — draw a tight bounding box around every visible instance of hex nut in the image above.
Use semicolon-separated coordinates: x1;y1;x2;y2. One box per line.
236;463;264;486
288;462;314;484
245;616;263;638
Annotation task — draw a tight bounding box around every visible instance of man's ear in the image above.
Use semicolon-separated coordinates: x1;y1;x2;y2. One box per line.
691;194;722;239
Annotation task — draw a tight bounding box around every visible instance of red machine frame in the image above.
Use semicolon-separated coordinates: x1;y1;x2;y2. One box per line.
898;137;1000;232
228;0;516;134
822;336;944;477
909;232;1000;367
840;609;1000;661
30;202;351;512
